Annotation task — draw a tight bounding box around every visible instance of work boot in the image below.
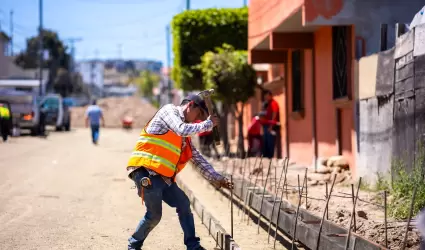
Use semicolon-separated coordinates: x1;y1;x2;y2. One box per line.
192;246;206;250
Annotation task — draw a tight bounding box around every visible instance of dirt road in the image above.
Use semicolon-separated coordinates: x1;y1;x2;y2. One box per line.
0;129;215;250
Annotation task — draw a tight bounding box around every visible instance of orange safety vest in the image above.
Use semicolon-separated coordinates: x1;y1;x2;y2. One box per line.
127;125;193;178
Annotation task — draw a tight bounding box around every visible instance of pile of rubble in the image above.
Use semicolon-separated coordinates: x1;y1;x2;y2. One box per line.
70;96;157;128
308;155;352;186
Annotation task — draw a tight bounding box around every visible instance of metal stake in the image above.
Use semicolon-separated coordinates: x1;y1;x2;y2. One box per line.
239;155;248;217
384;190;388;248
344;177;362;250
274;160;290;249
401;185;418;250
242;156;260;222
325;182;329;220
268;157;288;243
257;159;273;234
230;175;234;238
351;184;357;232
316;175;337;250
247;162;262;226
291;169;307;250
305;171;308;209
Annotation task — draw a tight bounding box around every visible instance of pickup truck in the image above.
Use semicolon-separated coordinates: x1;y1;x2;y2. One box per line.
38;94;71;131
0;90;71;135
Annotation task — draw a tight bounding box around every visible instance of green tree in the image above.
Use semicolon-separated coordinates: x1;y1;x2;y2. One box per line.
15;29;71;92
198;44;256;155
53;68;73;97
134;70;161;103
171;7;248;91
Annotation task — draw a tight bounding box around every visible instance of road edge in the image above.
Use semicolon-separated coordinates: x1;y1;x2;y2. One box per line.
176;176;241;250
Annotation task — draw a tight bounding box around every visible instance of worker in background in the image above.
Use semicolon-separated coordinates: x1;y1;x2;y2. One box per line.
85;99;105;145
126;94;233;250
262;90;280;158
247;111;280;157
0;103;11;142
195;119;221;160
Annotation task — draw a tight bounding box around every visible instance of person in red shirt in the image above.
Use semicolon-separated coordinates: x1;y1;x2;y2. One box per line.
247;111;279;157
195;119;220;159
262;90;280;158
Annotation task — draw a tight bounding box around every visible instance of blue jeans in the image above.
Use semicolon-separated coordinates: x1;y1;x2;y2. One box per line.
128;169;200;250
262;125;276;159
90;124;99;143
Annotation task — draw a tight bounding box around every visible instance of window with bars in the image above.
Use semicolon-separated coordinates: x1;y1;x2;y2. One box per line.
291;49;303;112
332;26;349;100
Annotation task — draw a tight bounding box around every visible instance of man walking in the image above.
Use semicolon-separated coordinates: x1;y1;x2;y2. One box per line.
85;100;105;144
126;94;233;250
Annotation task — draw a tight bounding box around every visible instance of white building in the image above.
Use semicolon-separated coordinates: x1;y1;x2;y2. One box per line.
75;60;104;90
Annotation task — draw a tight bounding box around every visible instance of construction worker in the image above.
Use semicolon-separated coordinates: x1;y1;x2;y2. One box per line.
126;94;233;250
0;103;11;142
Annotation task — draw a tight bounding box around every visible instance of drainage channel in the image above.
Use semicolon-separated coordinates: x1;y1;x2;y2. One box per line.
178;165;302;250
216;170;388;250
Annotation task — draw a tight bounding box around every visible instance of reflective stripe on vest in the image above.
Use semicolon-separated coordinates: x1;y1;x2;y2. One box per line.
127;127;185;177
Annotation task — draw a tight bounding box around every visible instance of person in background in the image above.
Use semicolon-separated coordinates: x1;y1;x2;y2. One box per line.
0;103;11;142
85;99;105;145
262;90;280;159
247;111;280;157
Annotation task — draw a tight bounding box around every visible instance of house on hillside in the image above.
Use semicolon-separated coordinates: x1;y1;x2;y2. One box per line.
244;0;424;178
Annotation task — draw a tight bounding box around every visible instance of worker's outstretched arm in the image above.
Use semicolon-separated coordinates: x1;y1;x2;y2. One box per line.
160;104;213;137
190;140;234;189
189;140;223;182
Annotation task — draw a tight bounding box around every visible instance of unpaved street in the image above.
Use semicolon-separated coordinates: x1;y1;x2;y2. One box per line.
0;129;215;250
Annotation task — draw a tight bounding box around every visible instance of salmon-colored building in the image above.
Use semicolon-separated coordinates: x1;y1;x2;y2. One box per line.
243;0;424;176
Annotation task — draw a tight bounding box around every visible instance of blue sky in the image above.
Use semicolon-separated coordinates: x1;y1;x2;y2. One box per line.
0;0;247;65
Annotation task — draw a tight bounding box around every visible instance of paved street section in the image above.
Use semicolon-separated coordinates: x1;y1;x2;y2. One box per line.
0;129;215;250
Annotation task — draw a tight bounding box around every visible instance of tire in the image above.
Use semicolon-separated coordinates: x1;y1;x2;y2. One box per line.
31;126;39;136
64;116;71;131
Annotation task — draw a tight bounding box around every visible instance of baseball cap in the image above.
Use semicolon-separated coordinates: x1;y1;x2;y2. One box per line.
183;94;209;116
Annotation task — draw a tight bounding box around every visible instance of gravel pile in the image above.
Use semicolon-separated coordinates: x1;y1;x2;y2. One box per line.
70;96;157;128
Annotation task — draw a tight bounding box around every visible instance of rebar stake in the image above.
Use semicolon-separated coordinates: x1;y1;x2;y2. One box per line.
291;169;307;250
274;160;290;249
267;157;288;243
401;185;418;250
384;190;388;248
351;184;356;232
316;175;337;250
257;159;273;234
344;177;362;250
247;157;262;225
239;154;248;217
230;175;234;239
243;156;261;222
325;182;329;220
305;171;308;209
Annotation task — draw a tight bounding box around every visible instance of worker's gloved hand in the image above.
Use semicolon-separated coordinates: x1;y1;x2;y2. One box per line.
212;176;234;190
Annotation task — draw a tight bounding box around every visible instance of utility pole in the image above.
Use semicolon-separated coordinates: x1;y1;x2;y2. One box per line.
186;0;190;10
9;10;13;56
64;37;82;73
166;25;172;104
243;0;247;6
38;0;43;96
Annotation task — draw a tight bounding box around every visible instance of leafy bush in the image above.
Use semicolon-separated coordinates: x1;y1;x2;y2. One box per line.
171;7;248;91
375;145;425;219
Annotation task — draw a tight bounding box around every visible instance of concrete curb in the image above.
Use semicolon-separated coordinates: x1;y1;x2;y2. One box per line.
176;177;241;250
217;172;388;250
